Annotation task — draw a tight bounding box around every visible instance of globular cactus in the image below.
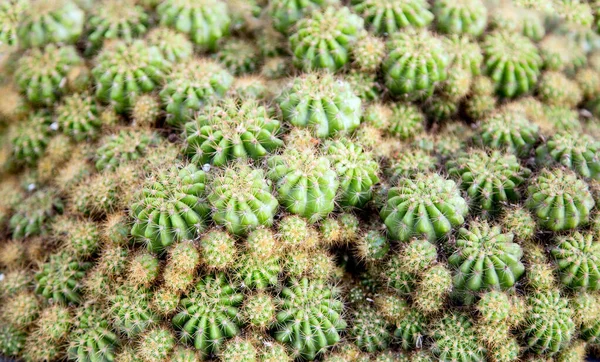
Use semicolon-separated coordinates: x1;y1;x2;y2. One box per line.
183;98;282;165
433;0;487;36
157;0;230;51
229;76;269;100
68;304;119;362
245;227;279;259
17;0;84;48
1;292;40;327
235;252;281;290
109;286;157;337
536;133;600;181
219;337;258;362
242;292;276;329
198;230;237;270
10;189;63;239
277;73;362;138
386;103;425;140
355;230;390;263
424;96;458;122
431;314;486;362
0;269;31;299
71;171;123;217
540;105;583;134
413;265;452;314
373;293;408;325
85;0;149;54
55;92;102;142
449;221;524;292
443;35;483;78
0;325;25;357
171;346;200;362
52;217;100;259
290;6;364;72
383;29;448;99
396;238;437;274
482;31;542;98
132;94;161;128
10;111;54;166
349;306;392;352
551;232;600;291
394;309;427;350
387;149;437;180
0;240;27;270
268;0;336;34
96;245;129;277
537;71;583;108
95;130;157;171
487;337;520;362
145;26;193;63
0;0;26;47
216;39;261;75
380;173;468;242
324;139;379;208
172;273;243;357
352;35;385;73
526;168;595;231
539;34;587;72
439;65;472;103
501;206;536;242
152;287;180;316
127;253;159;289
274;278;346;360
137;327;176;362
575;68;600;100
345;70;380;102
34;252;91;304
524;290;575;355
352;0;433;34
476;291;511;324
278;214;312;249
476;109;539;156
446;150;531;214
92;40;170;113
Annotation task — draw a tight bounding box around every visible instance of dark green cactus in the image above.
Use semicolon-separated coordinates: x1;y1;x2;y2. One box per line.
146;26;193;63
476;109;539;156
350;306;392;352
55;92;102;142
551;231;600;291
524;290;575;355
431;313;486;362
95;130;157;171
433;0;487;36
68;304;119;362
34;252;92;304
10;189;63;239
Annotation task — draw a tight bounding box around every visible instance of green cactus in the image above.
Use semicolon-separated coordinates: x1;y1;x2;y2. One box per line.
274;277;346;360
109;286;157;337
482;31;542;98
575;68;600;100
539;34;587;73
218;337;257;361
157;0;230;51
350;306;391;352
170;346;200;362
447;149;531;214
0;325;25;357
352;35;385;73
394;309;427;350
397;238;437;274
537;71;583;108
131;94;161;128
1;292;40;327
352;0;433;34
380;173;468;242
345;70;380;102
68;304;119;362
0;0;26;47
130;163;210;253
151;287;180;316
414;265;452;314
92;40;170;113
216;38;261;75
55;92;102;142
229;75;269;100
172;273;243;357
183;98;282;165
449;220;524;292
387;149;437;180
52;217;100;259
197;230;236;270
355;230;390;263
268;0;336;34
476;109;539;156
440;65;472;102
431;313;486;362
235;252;281;290
145;26;193;63
433;0;487;36
501;206;536;242
9;113;50;165
385;103;425;140
95;130;157;171
34;252;91;304
524;290;575;355
290;6;363;72
536;133;600;181
526;168;595;231
242;292;276;329
540;105;583;134
551;231;600;291
277;72;362;138
424;96;458;122
137;327;176;362
17;0;84;48
476;291;511;323
96;245;129;277
443;35;483;78
0;269;32;298
383;29;448;99
10;189;63;239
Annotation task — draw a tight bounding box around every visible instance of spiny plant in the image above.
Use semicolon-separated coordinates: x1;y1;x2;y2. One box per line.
145;26;193;63
17;0;85;48
385;103;425;140
172;273;243;357
137;327;176;362
215;38;261;75
289;6;363;72
433;0;487;36
394;309;427;350
156;0;230;51
536;132;600;181
34;252;92;304
109;286;157;337
52;217;100;259
539;34;587;72
476;109;540;156
501;206;536;242
526;168;595;231
198;229;237;270
431;313;486;361
277;72;362;138
0;325;25;357
67;303;119;362
95;130;158;171
354;230;390;263
551;231;600;291
130;163;210;253
443;35;483;77
352;35;385;73
132;94;161;128
380;173;468;242
0;0;26;47
476;291;511;324
161;59;233;125
183;98;282;165
413;264;452;314
55;92;102;142
345;70;380;102
352;0;433;34
274;277;346;360
219;336;258;362
268;0;337;34
349;305;392;353
10;188;63;239
1;292;40;327
10;110;54;166
537;71;583;108
229;75;270;100
242;292;276;329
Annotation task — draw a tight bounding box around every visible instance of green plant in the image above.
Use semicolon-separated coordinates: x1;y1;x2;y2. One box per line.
109;286;157;337
132;95;161;128
52;217;100;259
386;103;425;140
394;309;427;350
352;0;433;34
95;130;157;171
397;238;437;274
431;313;486;361
355;230;390;263
0;325;25;357
9;111;54;166
219;337;258;362
476;291;511;323
537;71;583;108
524;290;575;355
17;0;84;48
350;306;391;352
34;252;91;304
55;92;101;142
268;0;336;34
551;231;600;291
198;230;237;270
216;38;261;75
235;252;281;290
526;168;595;231
0;0;26;47
414;265;452;314
380;173;468;241
137;327;176;362
242;292;276;329
539;34;586;72
68;304;119;362
10;189;63;239
501;206;536;242
1;292;40;327
434;0;487;36
145;26;193;63
290;6;363;71
352;35;385;73
476;109;539;156
536;133;600;181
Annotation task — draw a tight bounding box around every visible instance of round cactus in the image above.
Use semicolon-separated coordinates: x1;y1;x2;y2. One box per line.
130;163;210;253
146;26;193;63
396;238;437;274
540;105;583;134
0;325;25;357
197;230;236;270
536;133;600;181
0;270;32;299
447;150;531;214
352;0;433;34
268;0;336;34
350;306;391;352
449;220;524;292
157;0;230;50
387;149;437;181
443;35;483;77
10;189;63;239
242;292;276;329
15;44;83;106
537;71;583;108
34;252;91;304
345;70;380;102
95;130;157;171
52;217;100;259
290;6;364;72
219;337;258;362
501;206;536;242
352;35;385;73
476;109;539;156
92;40;170;113
539;34;587;72
0;0;26;48
1;292;40;327
277;73;362;138
526;168;595;231
394;309;427;350
17;0;84;48
68;305;119;362
55;92;102;142
172;273;243;357
476;291;511;323
433;0;488;36
87;0;148;50
216;38;261;75
383;29;448;99
482;31;542;98
551;232;600;291
274;277;346;360
355;230;390;263
431;314;485;362
132;94;161;128
380;173;468;242
137;327;176;362
109;286;157;337
524;290;575;355
413;265;452;314
386;103;425;140
183;98;282;165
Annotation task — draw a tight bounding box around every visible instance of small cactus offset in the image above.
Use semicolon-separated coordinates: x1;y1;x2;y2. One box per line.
433;0;488;37
95;130;157;171
551;231;600;291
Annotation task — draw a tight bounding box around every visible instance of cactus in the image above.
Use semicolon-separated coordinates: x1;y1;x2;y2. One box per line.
34;252;91;304
95;130;157;171
151;287;180;316
524;290;575;355
373;293;408;325
352;35;385;73
55;92;102;142
482;31;542;98
17;0;84;48
274;278;346;360
537;71;583;108
216;38;261;75
68;304;119;362
131;94;161;128
397;238;437;274
97;245;129;277
447;150;531;214
52;217;100;259
536;133;600;181
172;273;243;357
352;0;433;34
355;230;390;263
183;98;282;165
10;189;63;239
235;252;281;290
431;313;486;362
109;286;157;337
137;327;176;362
387;149;437;180
476;291;511;323
157;0;230;50
551;232;600;291
0;269;32;299
501;206;536;242
350;306;391;352
526;168;595;231
0;325;25;357
394;309;427;350
383;29;448;99
0;0;26;47
539;34;587;72
0;239;26;270
440;65;472;103
277;73;362;138
476;109;539;156
10;111;54;166
345;70;380;102
198;230;237;270
539;105;583;134
380;173;468;242
92;40;170;113
242;292;276;329
414;265;452;314
145;26;193;63
1;292;40;327
218;337;257;361
386;103;425;140
433;0;487;36
229;75;269;100
443;35;483;78
290;6;363;72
